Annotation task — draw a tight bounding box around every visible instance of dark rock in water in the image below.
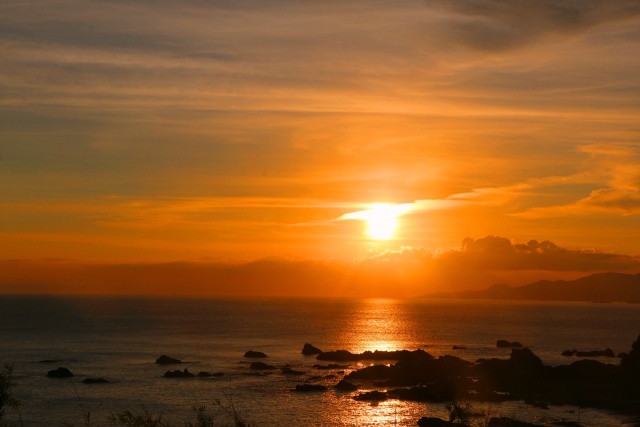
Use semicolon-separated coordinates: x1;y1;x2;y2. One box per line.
561;348;615;357
196;371;223;377
488;417;544;426
313;363;349;370
302;343;323;355
155;355;182;365
47;367;74;378
244;350;268;358
334;380;358;391
317;348;432;362
293;384;328;392
164;369;195;378
282;367;304;375
354;390;387;401
497;340;523;348
346;364;392;380
38;359;57;364
417;417;464;427
83;378;108;384
452;345;466;350
249;362;276;370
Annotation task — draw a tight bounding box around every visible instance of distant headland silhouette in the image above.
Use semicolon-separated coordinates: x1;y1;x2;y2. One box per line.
422;272;640;303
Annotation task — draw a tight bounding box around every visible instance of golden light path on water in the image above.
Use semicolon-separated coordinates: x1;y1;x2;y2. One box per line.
328;298;434;426
337;298;414;353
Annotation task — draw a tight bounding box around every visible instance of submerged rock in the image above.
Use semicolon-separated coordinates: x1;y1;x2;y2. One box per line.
47;367;73;378
293;384;328;392
164;369;195;378
155;355;182;365
282;367;304;375
497;340;523;348
83;378;109;384
561;348;615;357
244;350;268;358
250;362;276;370
197;371;224;377
334;380;358;391
313;363;349;370
354;390;387;401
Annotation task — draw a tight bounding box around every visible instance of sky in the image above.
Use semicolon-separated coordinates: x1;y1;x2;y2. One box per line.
1;0;640;296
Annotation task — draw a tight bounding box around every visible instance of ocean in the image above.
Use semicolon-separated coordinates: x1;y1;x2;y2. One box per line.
1;296;639;426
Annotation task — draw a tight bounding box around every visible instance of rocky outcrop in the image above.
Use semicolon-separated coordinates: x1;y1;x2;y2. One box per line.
47;367;73;378
243;351;268;358
155;355;182;365
302;343;323;355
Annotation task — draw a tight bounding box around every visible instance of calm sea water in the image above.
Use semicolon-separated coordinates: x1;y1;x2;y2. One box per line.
1;296;639;426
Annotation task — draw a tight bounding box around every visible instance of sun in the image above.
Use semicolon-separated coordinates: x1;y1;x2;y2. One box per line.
365;205;399;239
340;203;412;240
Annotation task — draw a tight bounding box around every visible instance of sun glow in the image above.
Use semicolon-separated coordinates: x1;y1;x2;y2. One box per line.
340;203;412;240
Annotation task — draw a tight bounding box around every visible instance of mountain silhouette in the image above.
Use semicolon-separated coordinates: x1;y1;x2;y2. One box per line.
423;272;640;303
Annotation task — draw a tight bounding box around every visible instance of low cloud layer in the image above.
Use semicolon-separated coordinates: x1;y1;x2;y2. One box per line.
2;236;638;297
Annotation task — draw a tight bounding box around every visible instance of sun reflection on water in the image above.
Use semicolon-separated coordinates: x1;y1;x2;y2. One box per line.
338;299;416;353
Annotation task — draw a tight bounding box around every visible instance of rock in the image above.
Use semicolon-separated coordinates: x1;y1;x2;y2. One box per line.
155;355;182;365
334;380;358;391
249;362;276;370
561;348;615;357
196;371;224;377
293;384;328;392
164;369;195;378
510;348;543;371
47;367;74;378
488;417;545;426
346;364;392;380
83;378;108;384
417;417;456;427
621;334;640;375
244;350;268;358
38;359;57;363
354;390;387;401
282;367;304;375
497;340;523;348
317;349;430;362
452;345;466;350
302;343;323;355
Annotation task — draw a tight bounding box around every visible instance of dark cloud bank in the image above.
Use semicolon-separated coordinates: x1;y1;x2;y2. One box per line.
1;236;638;296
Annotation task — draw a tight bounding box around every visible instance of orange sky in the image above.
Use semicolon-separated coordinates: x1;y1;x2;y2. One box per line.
1;1;639;296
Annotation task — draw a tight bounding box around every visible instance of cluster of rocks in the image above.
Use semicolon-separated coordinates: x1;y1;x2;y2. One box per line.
43;336;640;424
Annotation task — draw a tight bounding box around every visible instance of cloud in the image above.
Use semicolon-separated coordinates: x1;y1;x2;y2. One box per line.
515;143;640;218
437;235;640;271
423;0;640;51
2;236;638;296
